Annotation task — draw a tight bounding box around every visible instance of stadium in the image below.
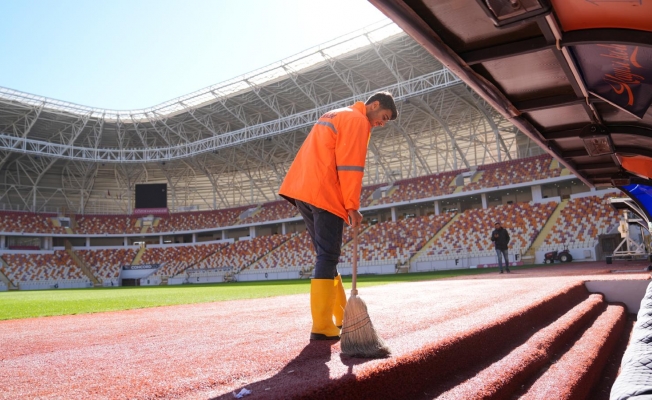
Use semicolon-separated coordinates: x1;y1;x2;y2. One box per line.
2;1;652;399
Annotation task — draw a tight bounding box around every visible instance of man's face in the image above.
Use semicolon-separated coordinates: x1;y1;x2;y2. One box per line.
366;101;393;128
495;223;501;229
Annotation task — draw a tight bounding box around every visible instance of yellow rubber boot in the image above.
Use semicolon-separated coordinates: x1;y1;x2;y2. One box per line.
333;274;347;328
310;278;341;340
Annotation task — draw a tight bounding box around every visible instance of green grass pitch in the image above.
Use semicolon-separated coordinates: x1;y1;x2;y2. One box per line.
0;266;524;320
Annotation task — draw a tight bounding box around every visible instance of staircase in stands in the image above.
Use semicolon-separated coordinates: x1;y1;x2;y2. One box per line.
65;241;101;287
0;257;17;290
164;245;229;285
523;199;570;262
409;212;461;264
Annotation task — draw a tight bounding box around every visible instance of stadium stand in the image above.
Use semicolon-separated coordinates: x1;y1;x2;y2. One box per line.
0;156;570;238
360;183;386;208
462;155;561;192
149;207;248;233
238;200;298;224
76;248;138;283
341;222;364;246
540;194;621;251
252;231;315;270
250;221;372;272
195;234;291;272
375;170;462;205
1;250;85;284
0;195;623;287
0;157;624;287
75;215;140;235
424;201;557;258
140;243;227;278
339;214;453;264
0;211;66;235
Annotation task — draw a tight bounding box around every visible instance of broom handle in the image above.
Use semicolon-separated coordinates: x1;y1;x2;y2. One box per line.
351;225;359;295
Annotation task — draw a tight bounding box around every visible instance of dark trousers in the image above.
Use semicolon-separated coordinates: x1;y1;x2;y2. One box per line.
496;248;509;270
296;200;344;279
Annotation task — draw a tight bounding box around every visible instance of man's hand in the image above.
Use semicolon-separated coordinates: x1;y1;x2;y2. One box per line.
347;209;363;227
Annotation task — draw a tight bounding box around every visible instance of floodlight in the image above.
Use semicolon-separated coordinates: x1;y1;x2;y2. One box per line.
478;0;552;27
611;173;632;187
580;124;614;157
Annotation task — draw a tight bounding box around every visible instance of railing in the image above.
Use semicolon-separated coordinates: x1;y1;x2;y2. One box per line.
416;247;524;262
66;246;100;285
0;260;16;289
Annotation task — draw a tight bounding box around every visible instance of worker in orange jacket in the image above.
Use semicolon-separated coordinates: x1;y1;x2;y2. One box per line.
279;92;398;340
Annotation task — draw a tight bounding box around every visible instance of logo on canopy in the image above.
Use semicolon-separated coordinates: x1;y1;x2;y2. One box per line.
573;44;652;118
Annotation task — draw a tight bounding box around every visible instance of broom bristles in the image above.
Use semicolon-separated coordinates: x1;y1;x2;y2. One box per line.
340;294;390;358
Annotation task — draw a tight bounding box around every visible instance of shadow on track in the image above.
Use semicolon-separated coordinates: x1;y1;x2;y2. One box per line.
214;340;365;399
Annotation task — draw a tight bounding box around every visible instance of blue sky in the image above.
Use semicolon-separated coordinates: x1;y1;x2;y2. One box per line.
0;0;389;110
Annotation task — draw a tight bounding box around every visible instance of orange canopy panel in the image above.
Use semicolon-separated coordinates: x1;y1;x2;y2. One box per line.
619;154;652;179
552;0;652;32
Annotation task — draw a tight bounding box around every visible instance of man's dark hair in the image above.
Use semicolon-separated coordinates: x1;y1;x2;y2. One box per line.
366;91;398;120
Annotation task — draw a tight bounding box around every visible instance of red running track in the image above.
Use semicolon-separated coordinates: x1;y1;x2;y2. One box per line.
0;261;648;399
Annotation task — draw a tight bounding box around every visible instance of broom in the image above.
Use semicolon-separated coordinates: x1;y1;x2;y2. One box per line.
340;225;391;358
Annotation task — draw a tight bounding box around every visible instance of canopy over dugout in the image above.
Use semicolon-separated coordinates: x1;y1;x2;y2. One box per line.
370;0;652;218
371;0;652;186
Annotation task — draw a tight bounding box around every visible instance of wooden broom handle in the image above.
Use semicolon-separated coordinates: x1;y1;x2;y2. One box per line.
351;225;359;295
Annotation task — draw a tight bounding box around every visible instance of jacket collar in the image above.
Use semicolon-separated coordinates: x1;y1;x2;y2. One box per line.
351;101;371;132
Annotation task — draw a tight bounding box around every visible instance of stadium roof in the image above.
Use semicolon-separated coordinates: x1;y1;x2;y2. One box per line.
0;21;544;215
0;22;405;122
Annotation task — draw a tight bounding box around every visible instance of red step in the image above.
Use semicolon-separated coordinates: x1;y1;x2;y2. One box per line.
307;283;590;399
519;304;626;400
436;293;607;399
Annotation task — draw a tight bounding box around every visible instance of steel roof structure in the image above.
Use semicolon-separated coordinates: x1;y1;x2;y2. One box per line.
0;21;543;215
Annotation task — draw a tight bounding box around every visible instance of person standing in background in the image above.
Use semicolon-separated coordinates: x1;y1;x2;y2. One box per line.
491;222;510;273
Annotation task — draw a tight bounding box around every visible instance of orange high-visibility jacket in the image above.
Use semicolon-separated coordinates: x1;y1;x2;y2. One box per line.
279;101;371;224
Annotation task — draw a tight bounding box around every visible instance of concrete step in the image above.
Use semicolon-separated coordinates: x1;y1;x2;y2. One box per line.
589;317;635;400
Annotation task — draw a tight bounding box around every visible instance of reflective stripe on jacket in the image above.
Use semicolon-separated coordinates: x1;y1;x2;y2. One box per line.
279;101;371;224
